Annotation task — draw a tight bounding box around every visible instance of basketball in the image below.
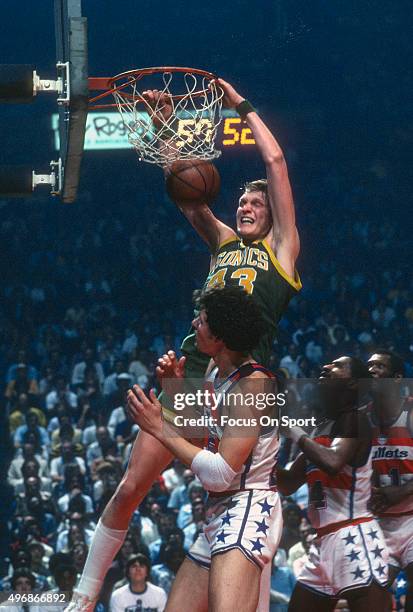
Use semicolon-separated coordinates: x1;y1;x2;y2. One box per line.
165;160;221;204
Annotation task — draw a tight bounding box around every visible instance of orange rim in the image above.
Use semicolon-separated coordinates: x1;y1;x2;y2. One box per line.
88;66;219;109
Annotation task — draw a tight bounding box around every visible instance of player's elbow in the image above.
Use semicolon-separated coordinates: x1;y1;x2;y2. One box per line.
191;449;236;492
264;151;285;166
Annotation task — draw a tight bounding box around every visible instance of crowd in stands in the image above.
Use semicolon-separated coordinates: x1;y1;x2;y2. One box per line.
0;167;410;610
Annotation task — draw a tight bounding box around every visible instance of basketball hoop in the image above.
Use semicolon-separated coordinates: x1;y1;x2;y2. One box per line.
88;67;224;166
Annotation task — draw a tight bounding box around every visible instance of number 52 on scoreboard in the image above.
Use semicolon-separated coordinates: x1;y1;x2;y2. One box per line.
222;118;255;146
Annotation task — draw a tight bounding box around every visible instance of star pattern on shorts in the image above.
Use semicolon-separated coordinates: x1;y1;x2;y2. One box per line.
351;566;365;580
258;498;273;516
375;563;386;577
250;538;264;553
255;519;269;535
221;511;234;526
216;530;230;543
367;529;379;541
371;544;384;559
346;548;360;562
342;531;357;546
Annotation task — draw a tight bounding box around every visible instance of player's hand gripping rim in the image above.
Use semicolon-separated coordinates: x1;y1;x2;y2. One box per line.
141;89;173;129
213;78;244;109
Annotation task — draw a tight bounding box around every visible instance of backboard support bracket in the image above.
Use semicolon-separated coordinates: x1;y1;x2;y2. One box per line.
32;62;71;104
32;159;63;195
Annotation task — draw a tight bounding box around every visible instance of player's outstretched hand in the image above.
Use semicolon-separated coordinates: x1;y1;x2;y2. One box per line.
127;384;163;438
156;350;186;393
157;350;186;379
141;89;173;128
216;78;244;109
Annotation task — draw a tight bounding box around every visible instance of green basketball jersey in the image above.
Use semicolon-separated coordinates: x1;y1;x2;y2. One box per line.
181;235;301;375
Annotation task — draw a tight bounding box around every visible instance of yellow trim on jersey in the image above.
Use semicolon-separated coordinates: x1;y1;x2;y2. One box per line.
162;405;177;424
262;239;302;291
218;233;238;250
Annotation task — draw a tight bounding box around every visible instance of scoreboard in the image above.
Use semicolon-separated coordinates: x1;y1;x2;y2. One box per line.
52;110;256;152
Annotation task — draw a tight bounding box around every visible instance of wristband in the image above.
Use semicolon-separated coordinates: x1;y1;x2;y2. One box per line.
236;99;256;120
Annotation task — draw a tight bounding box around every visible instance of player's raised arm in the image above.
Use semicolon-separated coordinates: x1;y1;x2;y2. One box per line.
218;79;300;277
171;199;234;254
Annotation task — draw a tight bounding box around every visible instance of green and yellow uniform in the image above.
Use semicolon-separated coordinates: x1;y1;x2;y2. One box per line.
181;235;302;377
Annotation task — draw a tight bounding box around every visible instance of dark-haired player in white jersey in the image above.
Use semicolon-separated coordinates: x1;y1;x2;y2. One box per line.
277;356;392;612
368;350;413;611
127;286;283;612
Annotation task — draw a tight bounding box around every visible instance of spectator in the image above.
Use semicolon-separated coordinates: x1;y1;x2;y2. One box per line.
27;541;50;580
177;480;206;529
0;568;37;612
151;535;185;595
102;361;127;397
279;344;304;378
8;393;46;434
13;459;52;495
6;350;38;383
50;442;86;483
45;376;78;413
183;498;205;551
148;511;178;564
86;426;116;465
14;411;50;452
270;550;296;612
167;469;194;511
8;443;49;488
57;475;94;516
5;363;39;408
109;554;166;612
71;348;104;389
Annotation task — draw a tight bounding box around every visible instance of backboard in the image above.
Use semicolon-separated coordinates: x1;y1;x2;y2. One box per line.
54;0;88;203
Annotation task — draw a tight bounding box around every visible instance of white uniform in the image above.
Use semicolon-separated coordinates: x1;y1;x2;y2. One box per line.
109;582;167;612
298;414;389;597
371;399;413;570
188;363;282;570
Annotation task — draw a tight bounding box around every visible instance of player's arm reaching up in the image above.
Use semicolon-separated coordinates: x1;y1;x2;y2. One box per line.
142;79;300;268
217;79;300;277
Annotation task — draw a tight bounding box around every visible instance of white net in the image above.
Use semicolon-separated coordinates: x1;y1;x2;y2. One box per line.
111;69;224;166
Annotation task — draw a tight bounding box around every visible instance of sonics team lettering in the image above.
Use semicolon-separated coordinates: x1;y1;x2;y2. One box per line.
180;237;301;372
213;247;269;272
